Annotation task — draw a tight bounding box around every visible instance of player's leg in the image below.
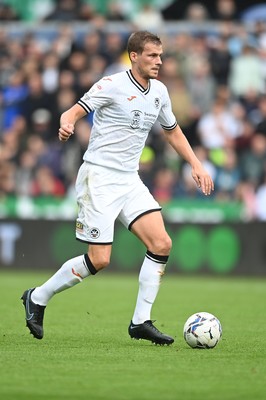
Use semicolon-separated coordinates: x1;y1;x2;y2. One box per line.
21;244;112;339
132;211;172;321
31;243;112;305
119;176;174;344
21;162;117;339
131;210;172;255
128;211;173;344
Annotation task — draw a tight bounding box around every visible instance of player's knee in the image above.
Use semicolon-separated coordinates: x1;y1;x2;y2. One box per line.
88;246;111;271
162;235;172;254
92;255;110;271
151;234;172;255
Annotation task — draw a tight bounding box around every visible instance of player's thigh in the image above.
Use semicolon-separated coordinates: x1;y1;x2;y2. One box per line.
119;175;171;254
130;211;172;255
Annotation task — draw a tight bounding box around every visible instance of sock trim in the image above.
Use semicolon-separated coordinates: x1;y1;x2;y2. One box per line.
146;250;169;264
84;254;98;275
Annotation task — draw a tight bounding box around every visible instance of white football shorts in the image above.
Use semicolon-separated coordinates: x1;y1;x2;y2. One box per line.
75;162;161;244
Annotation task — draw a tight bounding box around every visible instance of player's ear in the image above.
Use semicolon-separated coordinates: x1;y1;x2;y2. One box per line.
130;51;138;63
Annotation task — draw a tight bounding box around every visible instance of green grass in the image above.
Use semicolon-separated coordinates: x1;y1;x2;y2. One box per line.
0;271;266;400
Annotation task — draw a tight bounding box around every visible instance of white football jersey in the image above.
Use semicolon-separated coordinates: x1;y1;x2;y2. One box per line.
78;70;177;171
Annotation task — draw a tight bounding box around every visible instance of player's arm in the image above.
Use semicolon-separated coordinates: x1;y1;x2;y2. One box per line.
162;124;214;196
58;104;87;142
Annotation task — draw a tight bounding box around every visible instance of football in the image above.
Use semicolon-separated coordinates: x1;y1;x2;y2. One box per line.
183;312;222;349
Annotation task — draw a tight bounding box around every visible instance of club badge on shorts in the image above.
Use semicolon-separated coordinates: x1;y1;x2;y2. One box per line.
89;227;100;239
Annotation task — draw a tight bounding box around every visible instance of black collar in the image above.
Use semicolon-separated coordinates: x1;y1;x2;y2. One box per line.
126;70;150;95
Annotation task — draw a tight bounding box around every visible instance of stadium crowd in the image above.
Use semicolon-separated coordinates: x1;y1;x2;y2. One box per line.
0;0;266;220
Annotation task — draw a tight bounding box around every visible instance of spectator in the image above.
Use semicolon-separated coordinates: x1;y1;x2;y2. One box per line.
229;44;265;97
197;97;242;151
31;165;65;197
214;148;241;199
20;72;55;133
41;52;60;94
57;70;76;93
209;35;232;85
138;146;156;192
79;31;102;58
185;3;209;21
30;108;53;142
15;149;37;196
254;94;266;136
255;173;266;220
103;53;130;75
0;2;20;21
23;136;47;171
61;50;88;85
161;75;201;147
152;167;178;204
227;24;257;58
106;1;126;21
180;146;217;198
101;32;126;66
240;133;266;187
170;33;193;79
235;118;255;155
45;0;82;21
1;20;266;221
1;126;21;162
1;70;28;130
61;118;91;189
235;181;257;221
0;160;16;197
53;87;77;126
51;26;74;60
78;2;96;21
186;56;216;115
213;0;238;21
131;3;164;31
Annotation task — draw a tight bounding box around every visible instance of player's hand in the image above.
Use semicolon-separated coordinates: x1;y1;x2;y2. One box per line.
58;123;74;141
191;164;214;196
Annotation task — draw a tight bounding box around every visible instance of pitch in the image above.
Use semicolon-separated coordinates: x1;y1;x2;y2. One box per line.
0;271;265;400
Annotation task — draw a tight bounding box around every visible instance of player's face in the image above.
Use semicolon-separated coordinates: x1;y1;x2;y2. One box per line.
131;42;163;81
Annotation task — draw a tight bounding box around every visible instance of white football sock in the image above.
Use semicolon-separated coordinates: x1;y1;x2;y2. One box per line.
31;255;91;306
132;251;168;325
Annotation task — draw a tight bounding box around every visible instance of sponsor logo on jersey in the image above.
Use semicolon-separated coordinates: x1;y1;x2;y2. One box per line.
127;95;137;101
89;227;100;239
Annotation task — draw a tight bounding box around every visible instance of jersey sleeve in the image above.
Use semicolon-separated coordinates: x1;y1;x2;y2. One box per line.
77;77;114;113
157;85;178;131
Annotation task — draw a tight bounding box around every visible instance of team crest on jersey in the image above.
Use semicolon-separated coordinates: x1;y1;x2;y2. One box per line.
130;110;142;129
154;98;160;109
89;227;100;239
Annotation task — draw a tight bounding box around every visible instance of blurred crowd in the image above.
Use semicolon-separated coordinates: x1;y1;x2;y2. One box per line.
1;0;266;221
